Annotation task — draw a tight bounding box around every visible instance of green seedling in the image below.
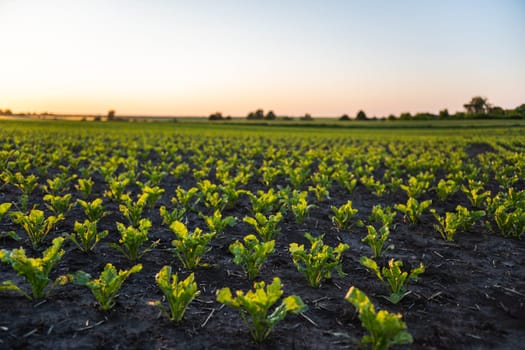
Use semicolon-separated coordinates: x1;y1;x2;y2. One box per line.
75;178;94;198
0;237;68;300
230;235;275;280
43;193;74;216
362;225;393;258
170;221;215;269
154;266;200;323
78;198;107;222
216;277;307;342
431;206;485;241
110;219;158;261
159;205;186;226
67;220;108;253
243;212;282;242
394;197;432;224
291;196;316;224
72;263;142;311
11;209;63;249
201;209;237;235
331;200;359;229
345;286;413;350
360;256;424;304
289;232;349;288
369;205;397;228
436;179;460;201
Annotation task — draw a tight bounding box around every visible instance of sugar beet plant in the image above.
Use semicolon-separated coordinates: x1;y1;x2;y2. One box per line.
331;200;360;229
216;277;307;342
289;232;349;288
72;263;142;311
170;221;215;269
360;256;424;304
0;237;68;300
345;286;413;350
111;219;159;261
154;266;200;323
10;209;63;249
243;212;283;242
229;235;275;280
67;219;108;253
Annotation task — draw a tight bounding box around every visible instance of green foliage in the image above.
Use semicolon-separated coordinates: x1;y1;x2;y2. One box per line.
436;179;460;201
247;189;281;214
43;193;74;216
11;209;63;249
360;256;424;304
154;266;200;323
77;198;107;222
400;175;430;198
0;237;67;300
394;197;432;224
461;180;490;208
104;176;131;203
345;286;413;350
369;205;396;228
243;212;283;242
72;263;142;311
118;194;146;227
229;235;275;280
216;277;307;342
42;173;77;195
170;221;215;269
331;200;359;229
201;209;237;235
362;225;393;258
431;206;486;241
173;186;200;211
111;219;158;261
159;205;186;226
67;220;108;253
291;196;316;224
493;205;525;238
289;232;349;288
74;177;94;198
0;202;12;222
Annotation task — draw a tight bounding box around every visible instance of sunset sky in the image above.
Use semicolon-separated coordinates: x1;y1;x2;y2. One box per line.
1;0;524;117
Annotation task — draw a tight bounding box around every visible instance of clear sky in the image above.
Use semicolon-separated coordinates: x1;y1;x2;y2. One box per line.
1;0;524;117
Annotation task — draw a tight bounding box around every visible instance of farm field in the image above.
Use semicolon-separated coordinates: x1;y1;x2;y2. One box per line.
0;120;524;349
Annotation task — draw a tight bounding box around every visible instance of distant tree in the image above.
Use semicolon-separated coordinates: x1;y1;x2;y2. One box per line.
247;109;265;120
387;114;397;120
339;114;350;121
488;106;505;116
399;112;412;120
265;110;276;120
94;115;102;122
515;104;525;116
438;109;450;118
300;113;313;121
464;96;489;115
225;116;232;120
355;110;367;120
107;110;116;121
208;112;223;121
4;109;12;116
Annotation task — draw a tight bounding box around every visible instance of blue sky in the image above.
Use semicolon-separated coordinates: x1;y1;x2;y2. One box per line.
0;0;524;116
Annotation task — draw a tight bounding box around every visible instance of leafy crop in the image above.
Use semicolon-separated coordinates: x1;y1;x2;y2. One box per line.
331;200;359;229
111;219;158;261
216;277;307;342
72;263;142;311
0;237;68;300
243;212;283;242
230;235;275;280
394;197;432;224
345;286;413;350
360;256;424;304
67;219;109;253
170;221;215;269
289;232;349;287
362;225;393;258
11;209;63;249
154;266;200;323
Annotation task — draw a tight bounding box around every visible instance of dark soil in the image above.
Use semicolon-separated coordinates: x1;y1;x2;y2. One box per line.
0;140;524;350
